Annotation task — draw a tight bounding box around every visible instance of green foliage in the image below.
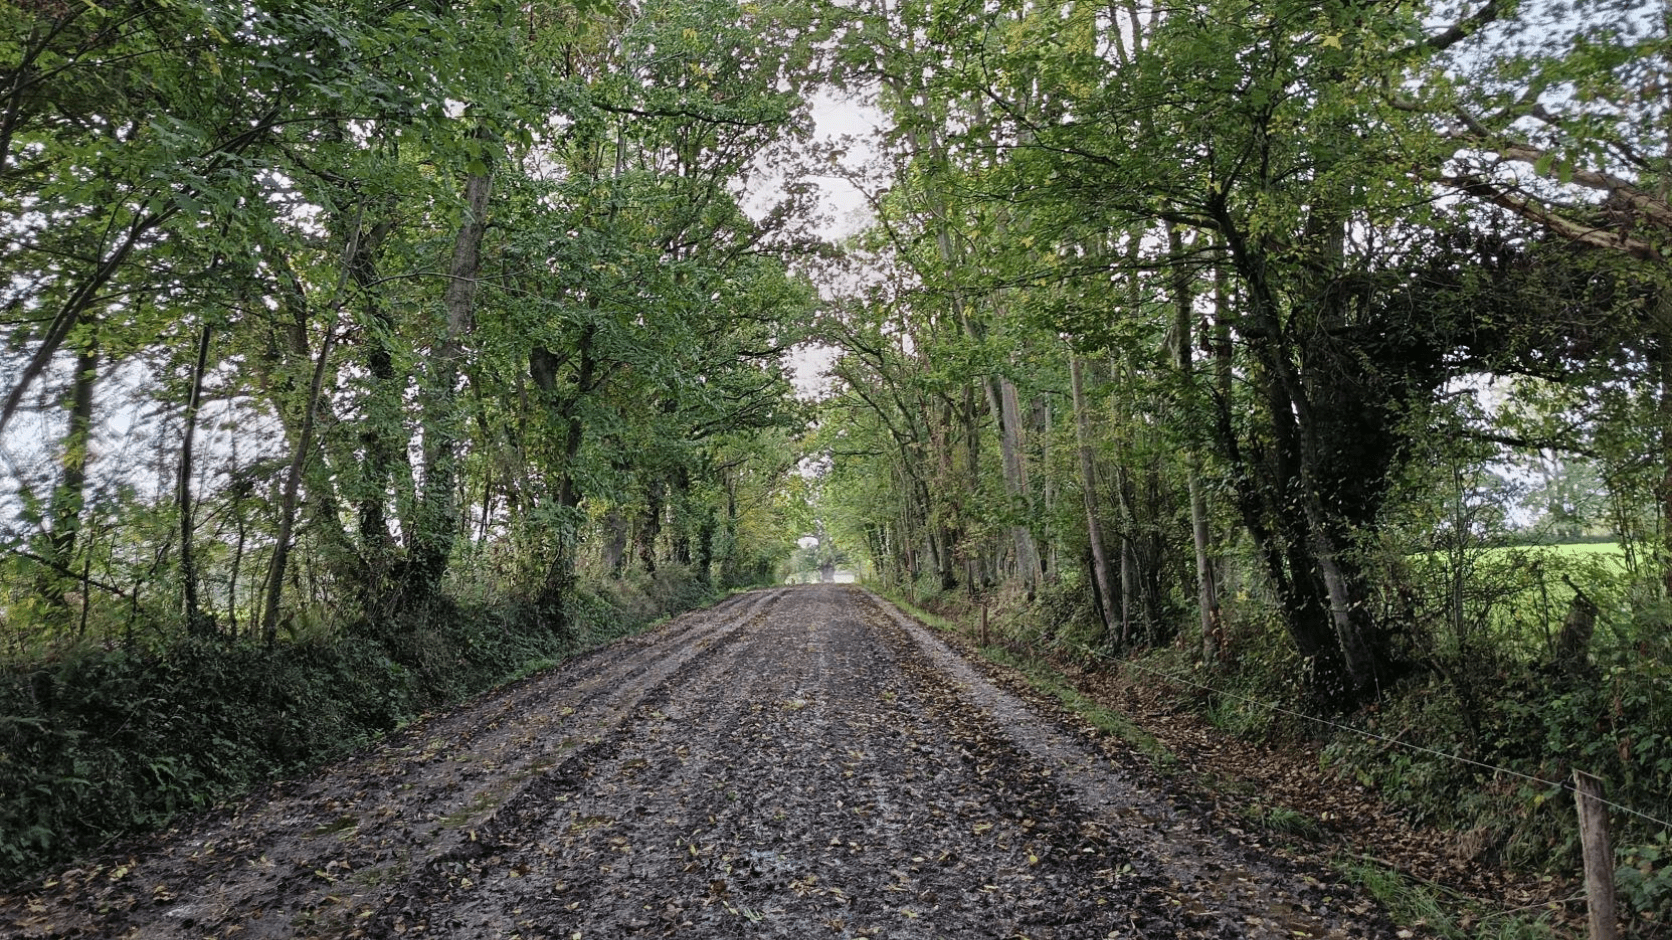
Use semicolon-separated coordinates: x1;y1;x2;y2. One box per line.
1014;574;1105;659
1317;594;1672;877
1617;832;1672;924
1242;804;1326;840
2;0;816;642
1339;859;1560;940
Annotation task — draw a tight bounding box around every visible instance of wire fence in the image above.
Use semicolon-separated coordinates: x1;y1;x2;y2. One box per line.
1114;656;1672;835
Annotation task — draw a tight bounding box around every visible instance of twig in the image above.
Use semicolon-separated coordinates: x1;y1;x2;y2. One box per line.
8;549;131;599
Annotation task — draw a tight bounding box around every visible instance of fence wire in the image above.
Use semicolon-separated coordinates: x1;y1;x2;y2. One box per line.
1113;657;1672;835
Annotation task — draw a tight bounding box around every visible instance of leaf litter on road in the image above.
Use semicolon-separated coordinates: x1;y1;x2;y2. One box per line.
2;586;1396;939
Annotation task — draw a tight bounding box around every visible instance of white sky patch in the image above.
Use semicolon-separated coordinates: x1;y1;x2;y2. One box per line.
802;85;888;240
775;84;891;400
789;342;839;399
739;83;887;238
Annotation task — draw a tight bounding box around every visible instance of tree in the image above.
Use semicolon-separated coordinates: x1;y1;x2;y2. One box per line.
1;0;821;649
818;0;1667;706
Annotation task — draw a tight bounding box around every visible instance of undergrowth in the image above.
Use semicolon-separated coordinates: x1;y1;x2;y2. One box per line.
1341;858;1564;940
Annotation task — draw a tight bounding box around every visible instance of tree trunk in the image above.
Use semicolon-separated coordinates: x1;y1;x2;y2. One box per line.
1213;204;1385;705
342;208;410;606
1659;326;1672;597
1070;353;1120;641
534;321;597;630
639;478;663;574
998;373;1040;588
177;323;214;637
260;215;372;643
1038;394;1056;577
40;337;99;612
260;249;356;576
412;157;493;589
1166;224;1223;664
261;311;339;646
603;508;629;576
671;465;692;566
931;398;961;591
229;508;246;640
1182;410;1223;663
1117;472;1138;646
695;510;717;586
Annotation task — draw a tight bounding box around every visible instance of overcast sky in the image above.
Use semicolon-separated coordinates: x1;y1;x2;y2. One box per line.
785;86;888;399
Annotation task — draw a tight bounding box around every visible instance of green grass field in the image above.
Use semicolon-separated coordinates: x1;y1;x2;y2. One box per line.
1414;541;1638;654
1500;541;1628;561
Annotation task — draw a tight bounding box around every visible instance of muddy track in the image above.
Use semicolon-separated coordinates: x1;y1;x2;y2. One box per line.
1;586;1393;939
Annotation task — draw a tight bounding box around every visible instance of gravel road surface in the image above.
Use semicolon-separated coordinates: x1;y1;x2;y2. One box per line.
1;585;1394;939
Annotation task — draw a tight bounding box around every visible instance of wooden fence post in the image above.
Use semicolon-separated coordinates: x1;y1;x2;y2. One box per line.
1574;769;1617;940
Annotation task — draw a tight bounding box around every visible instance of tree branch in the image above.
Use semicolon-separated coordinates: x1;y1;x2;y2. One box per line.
8;548;132;599
1461;429;1599;460
591;100;780;131
1437;174;1660;260
1397;0;1501;58
1487;141;1672;229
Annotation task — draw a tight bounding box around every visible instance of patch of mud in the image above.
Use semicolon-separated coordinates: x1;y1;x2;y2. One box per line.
1;586;1395;939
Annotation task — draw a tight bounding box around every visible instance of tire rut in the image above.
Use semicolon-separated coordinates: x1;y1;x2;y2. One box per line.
2;585;1394;940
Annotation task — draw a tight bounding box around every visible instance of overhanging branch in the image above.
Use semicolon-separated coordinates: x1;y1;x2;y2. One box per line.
1438;174;1659;261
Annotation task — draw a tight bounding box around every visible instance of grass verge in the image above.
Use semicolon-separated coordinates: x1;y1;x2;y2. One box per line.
1339;858;1567;940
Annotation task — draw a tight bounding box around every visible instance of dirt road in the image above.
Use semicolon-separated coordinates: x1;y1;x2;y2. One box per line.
2;586;1393;939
